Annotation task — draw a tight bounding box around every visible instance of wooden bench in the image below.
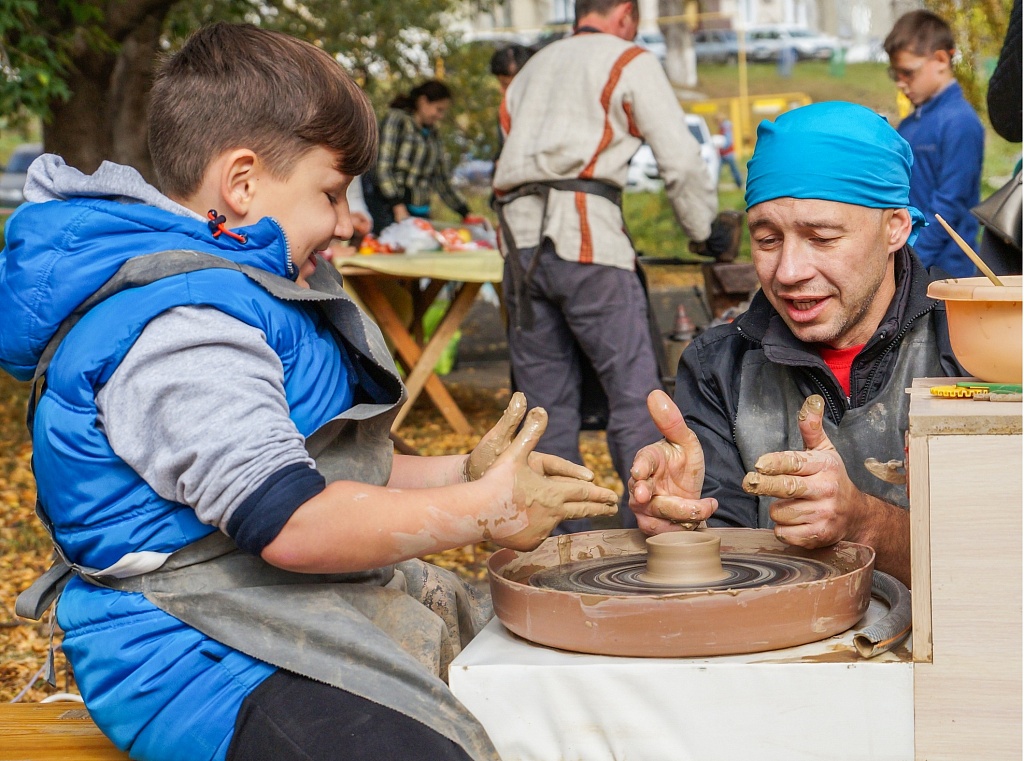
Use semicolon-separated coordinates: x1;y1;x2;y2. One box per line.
0;703;128;760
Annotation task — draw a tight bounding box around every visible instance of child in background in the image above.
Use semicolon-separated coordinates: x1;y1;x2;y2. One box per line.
718;117;744;188
884;10;984;278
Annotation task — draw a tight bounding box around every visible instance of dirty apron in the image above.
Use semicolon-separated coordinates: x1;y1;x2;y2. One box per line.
17;250;499;761
494;179;668;409
495;178;624;332
734;316;943;528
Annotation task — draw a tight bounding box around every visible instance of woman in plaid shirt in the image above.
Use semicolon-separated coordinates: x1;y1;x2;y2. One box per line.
363;80;471;232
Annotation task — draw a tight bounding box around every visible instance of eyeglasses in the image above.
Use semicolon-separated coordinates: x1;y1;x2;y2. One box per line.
887;61;925;83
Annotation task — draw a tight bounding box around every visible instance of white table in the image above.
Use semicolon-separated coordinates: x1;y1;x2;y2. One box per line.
451;601;913;761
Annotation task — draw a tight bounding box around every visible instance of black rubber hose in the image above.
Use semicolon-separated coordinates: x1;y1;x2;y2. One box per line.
854;571;912;659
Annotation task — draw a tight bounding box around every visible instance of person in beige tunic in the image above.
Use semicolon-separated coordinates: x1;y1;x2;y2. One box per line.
493;0;733;532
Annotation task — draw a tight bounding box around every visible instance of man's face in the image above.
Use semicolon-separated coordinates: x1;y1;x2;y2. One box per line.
748;198;909;349
246;146;354;286
888;48;951;107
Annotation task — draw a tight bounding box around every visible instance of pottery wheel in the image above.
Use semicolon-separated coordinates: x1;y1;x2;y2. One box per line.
489;528;875;658
530;552;837;594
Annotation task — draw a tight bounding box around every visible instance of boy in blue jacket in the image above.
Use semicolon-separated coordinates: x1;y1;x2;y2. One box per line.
0;22;616;761
884;10;985;278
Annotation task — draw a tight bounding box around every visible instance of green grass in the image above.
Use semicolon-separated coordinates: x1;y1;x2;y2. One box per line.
624;185;751;261
695;61;899;117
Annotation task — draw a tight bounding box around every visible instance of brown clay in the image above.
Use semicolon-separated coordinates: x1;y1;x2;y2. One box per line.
489;528;874;658
640;532;729;584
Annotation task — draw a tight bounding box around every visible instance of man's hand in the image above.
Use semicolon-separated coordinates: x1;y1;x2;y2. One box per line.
688;210;743;262
628;390;719;534
486;405;618;551
465;392;596;483
741;395;867;548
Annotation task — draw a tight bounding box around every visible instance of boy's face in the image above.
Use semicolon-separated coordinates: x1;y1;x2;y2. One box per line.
888;48;952;107
245;146;354;286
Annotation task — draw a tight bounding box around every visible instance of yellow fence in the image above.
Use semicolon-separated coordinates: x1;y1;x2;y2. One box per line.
684;91;813;158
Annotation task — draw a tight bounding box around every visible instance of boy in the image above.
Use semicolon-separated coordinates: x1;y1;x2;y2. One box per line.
1;23;617;761
884;10;985;278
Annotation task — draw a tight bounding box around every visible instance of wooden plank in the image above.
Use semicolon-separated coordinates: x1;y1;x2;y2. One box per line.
908;431;932;662
0;704;128;760
914;433;1022;760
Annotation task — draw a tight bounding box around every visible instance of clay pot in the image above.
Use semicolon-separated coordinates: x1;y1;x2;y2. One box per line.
641;531;729;584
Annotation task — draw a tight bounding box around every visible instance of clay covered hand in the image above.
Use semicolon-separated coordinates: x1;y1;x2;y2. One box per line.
482;405;618;551
628;390;719;534
741;395;867;548
466;391;596;483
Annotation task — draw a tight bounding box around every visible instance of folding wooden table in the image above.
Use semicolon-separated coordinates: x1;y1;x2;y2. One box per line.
336;251;504;434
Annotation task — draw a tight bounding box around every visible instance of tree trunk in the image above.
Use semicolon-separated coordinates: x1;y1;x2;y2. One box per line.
43;3;172;184
659;0;698;89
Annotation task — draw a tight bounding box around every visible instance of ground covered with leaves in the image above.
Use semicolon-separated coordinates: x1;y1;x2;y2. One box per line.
0;369;621;702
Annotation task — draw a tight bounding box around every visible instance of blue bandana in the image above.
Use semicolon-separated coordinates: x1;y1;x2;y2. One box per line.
744;101;926;245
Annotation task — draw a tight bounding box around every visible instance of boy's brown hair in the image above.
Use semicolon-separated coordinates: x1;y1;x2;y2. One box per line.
884;10;955;59
148;22;377;199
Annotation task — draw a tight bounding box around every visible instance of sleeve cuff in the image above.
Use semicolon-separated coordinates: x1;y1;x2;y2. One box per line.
226;463;326;555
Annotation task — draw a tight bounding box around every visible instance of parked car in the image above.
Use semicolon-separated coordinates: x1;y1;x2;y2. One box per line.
694;29;739;64
636;30;667;63
0;143;43;208
626;114;721;192
745;25;841;62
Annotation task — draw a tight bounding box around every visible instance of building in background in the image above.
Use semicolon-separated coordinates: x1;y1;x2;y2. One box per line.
463;0;917;58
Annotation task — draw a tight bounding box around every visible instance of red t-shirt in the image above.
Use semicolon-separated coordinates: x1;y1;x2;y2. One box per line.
818;344;865;397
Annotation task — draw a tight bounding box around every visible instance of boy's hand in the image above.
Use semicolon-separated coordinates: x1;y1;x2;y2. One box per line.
628;390;718;534
487;406;618;552
466;392;595;483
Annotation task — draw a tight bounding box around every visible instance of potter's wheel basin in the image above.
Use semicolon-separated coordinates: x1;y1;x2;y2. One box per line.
488;528;875;658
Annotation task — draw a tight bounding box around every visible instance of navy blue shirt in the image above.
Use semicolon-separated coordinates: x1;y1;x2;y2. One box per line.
898;81;985;277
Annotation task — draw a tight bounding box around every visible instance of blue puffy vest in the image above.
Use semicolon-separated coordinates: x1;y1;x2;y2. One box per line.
2;197;356;760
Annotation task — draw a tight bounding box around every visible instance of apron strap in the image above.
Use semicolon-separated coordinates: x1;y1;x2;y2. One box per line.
495;179;623;330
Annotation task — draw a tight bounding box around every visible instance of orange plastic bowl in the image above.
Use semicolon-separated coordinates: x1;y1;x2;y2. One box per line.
927;276;1023;383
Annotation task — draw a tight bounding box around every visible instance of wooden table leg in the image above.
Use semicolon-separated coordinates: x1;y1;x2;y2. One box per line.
395;281;481;431
348;277;474;435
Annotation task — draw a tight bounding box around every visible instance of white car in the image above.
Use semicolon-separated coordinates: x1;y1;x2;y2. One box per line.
626;114;721;191
745;25;842;62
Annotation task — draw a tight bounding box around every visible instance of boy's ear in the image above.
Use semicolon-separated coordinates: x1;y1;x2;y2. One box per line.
220;149;259;217
933;48;953;70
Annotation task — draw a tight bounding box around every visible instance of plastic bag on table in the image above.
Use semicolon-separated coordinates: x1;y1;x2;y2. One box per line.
436;219;498;252
378;218;444;254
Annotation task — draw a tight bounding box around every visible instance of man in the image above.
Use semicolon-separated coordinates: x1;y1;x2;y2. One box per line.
493;0;735;531
629;102;965;588
884;10;985;278
490;43;533;94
